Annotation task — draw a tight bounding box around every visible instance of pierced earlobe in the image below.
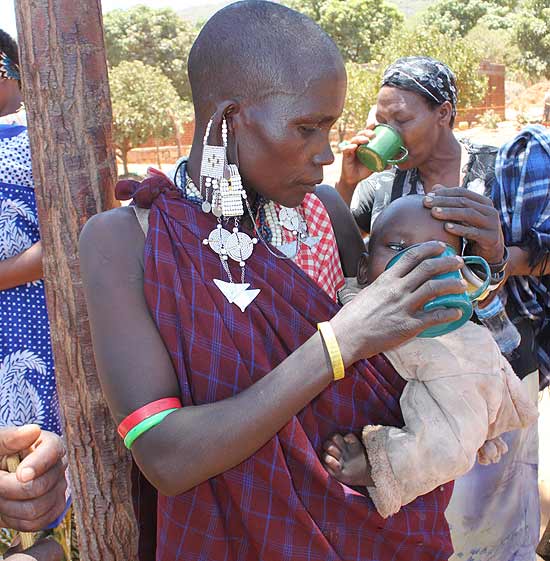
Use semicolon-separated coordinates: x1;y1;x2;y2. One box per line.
357;251;370;286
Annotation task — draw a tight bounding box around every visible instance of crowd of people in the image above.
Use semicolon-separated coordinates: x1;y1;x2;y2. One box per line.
1;1;550;560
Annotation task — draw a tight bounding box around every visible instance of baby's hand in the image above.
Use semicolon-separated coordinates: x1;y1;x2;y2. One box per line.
477;437;508;465
322;433;373;486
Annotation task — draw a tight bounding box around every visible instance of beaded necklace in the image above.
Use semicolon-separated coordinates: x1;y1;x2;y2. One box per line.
183;167;313;261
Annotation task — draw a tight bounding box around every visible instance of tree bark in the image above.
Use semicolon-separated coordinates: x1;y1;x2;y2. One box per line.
154;137;162;170
170;113;182;158
122;150;130;177
14;2;138;560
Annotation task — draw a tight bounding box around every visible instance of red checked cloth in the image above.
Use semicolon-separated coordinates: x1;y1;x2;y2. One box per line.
276;193;345;301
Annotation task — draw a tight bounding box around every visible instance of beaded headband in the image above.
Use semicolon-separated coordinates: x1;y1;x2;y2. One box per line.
0;51;21;81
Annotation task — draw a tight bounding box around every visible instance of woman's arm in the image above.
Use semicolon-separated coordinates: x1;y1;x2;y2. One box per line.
508;245;550;277
0;242;43;291
79;207;466;496
480;245;550;307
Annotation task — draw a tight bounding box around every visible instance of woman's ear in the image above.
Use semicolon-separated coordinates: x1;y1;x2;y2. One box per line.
357;251;370;286
221;100;241;164
438;101;453;128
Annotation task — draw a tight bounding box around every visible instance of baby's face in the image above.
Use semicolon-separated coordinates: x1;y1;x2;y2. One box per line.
363;196;462;283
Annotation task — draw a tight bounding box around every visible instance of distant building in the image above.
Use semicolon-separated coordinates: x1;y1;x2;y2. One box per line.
456;61;506;124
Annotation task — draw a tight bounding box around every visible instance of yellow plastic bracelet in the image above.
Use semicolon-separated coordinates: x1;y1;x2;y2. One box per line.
317;321;345;381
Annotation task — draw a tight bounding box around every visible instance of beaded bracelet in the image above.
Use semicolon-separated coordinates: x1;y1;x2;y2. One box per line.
317;321;345;381
118;397;182;438
123;409;179;450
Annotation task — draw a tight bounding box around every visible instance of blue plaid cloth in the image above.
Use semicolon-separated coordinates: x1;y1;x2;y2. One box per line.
492;125;550;389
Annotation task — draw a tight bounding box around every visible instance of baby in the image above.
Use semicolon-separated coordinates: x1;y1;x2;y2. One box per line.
324;195;538;518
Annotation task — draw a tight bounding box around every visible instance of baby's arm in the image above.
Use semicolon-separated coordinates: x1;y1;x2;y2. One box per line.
361;377;489;518
486;354;538;438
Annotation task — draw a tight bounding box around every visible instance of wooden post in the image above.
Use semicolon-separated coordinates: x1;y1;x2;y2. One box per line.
14;2;138;559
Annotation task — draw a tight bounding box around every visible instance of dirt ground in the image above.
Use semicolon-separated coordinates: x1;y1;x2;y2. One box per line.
121;123;550;552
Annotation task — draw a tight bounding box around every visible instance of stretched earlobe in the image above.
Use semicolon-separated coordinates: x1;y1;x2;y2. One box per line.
221;101;241;165
357;251;370;286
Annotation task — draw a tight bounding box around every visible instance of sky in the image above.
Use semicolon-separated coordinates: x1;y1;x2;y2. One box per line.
3;0;212;38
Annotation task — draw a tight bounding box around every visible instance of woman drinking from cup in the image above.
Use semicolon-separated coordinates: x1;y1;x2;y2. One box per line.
336;56;540;561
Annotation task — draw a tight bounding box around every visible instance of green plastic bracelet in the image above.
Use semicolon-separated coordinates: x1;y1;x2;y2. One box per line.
123;408;178;449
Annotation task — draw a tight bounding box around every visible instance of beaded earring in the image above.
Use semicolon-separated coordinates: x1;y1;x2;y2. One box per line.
199;115;260;312
199;117;226;215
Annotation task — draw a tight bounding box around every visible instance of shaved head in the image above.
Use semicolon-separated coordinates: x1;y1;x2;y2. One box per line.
185;1;346;209
188;0;344;122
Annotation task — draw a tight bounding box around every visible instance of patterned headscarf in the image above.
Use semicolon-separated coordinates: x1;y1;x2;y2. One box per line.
382;56;458;119
0;51;20;81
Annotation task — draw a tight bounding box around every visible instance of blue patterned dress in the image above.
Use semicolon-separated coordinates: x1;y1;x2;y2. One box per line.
0;123;60;435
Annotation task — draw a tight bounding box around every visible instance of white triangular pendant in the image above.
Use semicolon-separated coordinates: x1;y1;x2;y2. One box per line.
213;279;260;312
277;242;298;258
234;288;261;312
301;235;321;248
213;279;249;303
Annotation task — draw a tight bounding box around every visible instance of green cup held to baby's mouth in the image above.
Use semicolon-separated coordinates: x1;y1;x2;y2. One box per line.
356;124;409;172
386;243;491;338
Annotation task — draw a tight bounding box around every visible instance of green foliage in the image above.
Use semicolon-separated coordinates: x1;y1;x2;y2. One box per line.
466;23;521;66
109;60;192;173
514;0;550;78
423;0;518;37
375;26;488;109
338;62;379;140
284;0;324;19
103;5;197;101
387;0;434;17
478;109;501;128
284;0;404;63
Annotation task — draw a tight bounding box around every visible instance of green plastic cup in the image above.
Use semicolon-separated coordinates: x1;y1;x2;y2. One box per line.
356;124;409;172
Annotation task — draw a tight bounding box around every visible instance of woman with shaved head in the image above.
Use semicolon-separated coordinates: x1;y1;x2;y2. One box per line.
80;3;471;560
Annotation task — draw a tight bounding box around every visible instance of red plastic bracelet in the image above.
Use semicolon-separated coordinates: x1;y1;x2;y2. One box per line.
118;397;182;438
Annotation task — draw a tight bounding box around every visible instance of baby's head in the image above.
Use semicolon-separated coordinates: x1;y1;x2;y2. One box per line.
358;195;462;285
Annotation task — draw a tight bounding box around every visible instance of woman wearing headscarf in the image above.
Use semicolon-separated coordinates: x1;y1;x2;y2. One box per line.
336;56;542;561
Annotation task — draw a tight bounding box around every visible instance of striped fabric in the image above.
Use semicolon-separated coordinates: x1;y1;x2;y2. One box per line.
493;125;550;389
116;172;454;560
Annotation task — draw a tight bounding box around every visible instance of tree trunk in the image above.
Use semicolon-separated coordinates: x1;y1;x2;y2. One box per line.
122;150;130;177
15;2;138;560
154;137;162;170
171;114;182;158
338;119;346;145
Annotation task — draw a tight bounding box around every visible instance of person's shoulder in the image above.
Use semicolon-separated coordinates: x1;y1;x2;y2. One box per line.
79;206;145;264
462;139;498;155
361;168;396;189
81;206;140;240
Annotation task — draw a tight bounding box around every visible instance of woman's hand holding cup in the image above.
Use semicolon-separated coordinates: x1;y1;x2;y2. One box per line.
330;241;466;365
336;128;376;204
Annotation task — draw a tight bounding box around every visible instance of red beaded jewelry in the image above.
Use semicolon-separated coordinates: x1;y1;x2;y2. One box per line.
117;397;182;439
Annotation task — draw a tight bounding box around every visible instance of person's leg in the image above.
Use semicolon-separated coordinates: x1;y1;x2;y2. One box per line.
446;370;540;561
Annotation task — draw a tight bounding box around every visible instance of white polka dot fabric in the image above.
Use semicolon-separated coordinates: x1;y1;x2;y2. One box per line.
0;125;33;188
0;124;60;434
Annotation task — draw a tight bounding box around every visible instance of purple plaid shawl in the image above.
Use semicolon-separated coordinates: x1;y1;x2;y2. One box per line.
139;183;452;561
